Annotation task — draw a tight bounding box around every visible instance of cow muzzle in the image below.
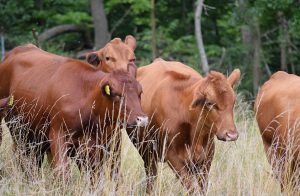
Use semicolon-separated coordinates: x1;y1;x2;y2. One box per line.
217;130;239;141
127;116;149;128
135;116;149;127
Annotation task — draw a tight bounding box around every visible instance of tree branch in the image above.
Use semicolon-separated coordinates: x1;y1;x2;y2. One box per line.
38;24;86;43
109;7;132;36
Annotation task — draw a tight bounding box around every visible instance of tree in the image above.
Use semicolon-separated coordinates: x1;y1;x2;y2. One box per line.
151;0;157;59
91;0;109;49
252;22;261;94
195;0;209;75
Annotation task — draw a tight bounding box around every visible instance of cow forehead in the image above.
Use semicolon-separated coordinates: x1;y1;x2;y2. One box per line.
109;71;140;90
105;43;135;60
206;82;235;108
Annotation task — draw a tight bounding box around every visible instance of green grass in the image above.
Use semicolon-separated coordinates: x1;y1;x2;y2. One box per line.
0;98;282;195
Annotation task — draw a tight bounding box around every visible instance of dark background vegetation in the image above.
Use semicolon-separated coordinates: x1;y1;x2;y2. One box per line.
1;0;300;97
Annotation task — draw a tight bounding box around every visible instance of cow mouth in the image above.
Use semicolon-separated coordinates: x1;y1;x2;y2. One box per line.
116;115;149;129
216;134;239;142
125;116;149;128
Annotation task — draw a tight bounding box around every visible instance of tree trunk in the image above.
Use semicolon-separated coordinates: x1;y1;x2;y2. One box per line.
195;0;209;75
252;22;261;95
151;0;157;59
241;25;252;65
289;46;295;74
1;35;5;61
91;0;109;49
278;12;288;72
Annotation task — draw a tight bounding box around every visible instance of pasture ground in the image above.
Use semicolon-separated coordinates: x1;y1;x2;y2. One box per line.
0;97;284;195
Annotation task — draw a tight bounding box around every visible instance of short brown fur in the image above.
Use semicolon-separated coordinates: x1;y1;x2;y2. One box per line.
255;71;300;191
86;35;137;74
129;59;240;193
0;44;146;176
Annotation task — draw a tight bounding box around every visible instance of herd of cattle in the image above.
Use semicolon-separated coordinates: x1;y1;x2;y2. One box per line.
0;35;299;193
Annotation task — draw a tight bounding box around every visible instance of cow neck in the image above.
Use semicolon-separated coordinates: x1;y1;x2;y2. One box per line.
183;78;212;140
82;70;107;119
181;77;203;115
174;78;212;161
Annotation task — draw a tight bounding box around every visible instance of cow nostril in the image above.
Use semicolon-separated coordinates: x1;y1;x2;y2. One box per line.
226;131;239;141
136;116;149;127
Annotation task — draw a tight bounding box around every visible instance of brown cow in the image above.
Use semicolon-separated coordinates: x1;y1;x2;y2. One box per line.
0;44;148;176
86;35;137;75
255;71;300;191
129;59;240;193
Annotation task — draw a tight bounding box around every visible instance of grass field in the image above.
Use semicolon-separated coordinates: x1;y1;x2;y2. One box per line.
0;97;283;195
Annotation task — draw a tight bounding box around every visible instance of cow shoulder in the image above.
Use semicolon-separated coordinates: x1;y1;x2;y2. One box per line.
153;61;192;81
154;58;164;62
4;43;38;60
270;71;289;81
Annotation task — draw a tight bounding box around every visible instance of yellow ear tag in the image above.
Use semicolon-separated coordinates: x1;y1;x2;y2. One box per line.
104;85;111;95
8;95;14;107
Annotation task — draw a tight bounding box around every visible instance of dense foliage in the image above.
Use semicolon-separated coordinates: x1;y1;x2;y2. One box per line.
1;0;300;95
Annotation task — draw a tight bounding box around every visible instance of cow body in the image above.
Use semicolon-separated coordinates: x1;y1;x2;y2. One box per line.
0;44;147;175
255;71;300;190
131;59;240;193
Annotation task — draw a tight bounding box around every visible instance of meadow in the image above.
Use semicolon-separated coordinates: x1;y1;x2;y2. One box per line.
0;95;283;195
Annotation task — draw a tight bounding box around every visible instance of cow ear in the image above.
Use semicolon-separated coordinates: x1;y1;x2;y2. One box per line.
110;37;122;44
189;91;206;110
227;69;241;87
86;52;100;66
127;62;137;78
125;35;136;51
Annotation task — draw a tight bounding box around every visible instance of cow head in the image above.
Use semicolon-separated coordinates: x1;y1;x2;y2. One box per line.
86;35;137;75
98;63;148;128
190;69;241;141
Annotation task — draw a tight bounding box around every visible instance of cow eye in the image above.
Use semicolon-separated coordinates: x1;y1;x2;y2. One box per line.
129;58;135;63
206;101;216;109
105;57;110;61
114;95;124;102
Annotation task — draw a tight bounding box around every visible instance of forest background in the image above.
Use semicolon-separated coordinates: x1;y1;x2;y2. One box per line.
1;0;299;97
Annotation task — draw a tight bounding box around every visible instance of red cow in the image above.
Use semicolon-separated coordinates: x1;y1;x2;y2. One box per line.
0;44;148;176
130;59;240;193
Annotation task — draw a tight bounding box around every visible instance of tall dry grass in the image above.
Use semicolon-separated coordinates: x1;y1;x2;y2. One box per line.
0;95;284;195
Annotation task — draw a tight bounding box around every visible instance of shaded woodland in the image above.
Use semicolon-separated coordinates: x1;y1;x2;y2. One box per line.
1;0;300;95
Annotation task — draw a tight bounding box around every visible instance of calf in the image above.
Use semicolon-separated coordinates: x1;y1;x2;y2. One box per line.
0;44;148;176
130;59;240;193
86;35;137;76
255;71;300;191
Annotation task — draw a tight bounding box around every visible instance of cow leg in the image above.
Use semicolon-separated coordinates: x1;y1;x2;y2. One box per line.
11;136;45;180
143;149;158;193
108;130;122;181
195;141;215;193
48;125;69;176
167;150;202;193
46;150;54;167
0;97;11;145
0;112;4;145
138;138;158;194
75;137;104;185
263;139;289;192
